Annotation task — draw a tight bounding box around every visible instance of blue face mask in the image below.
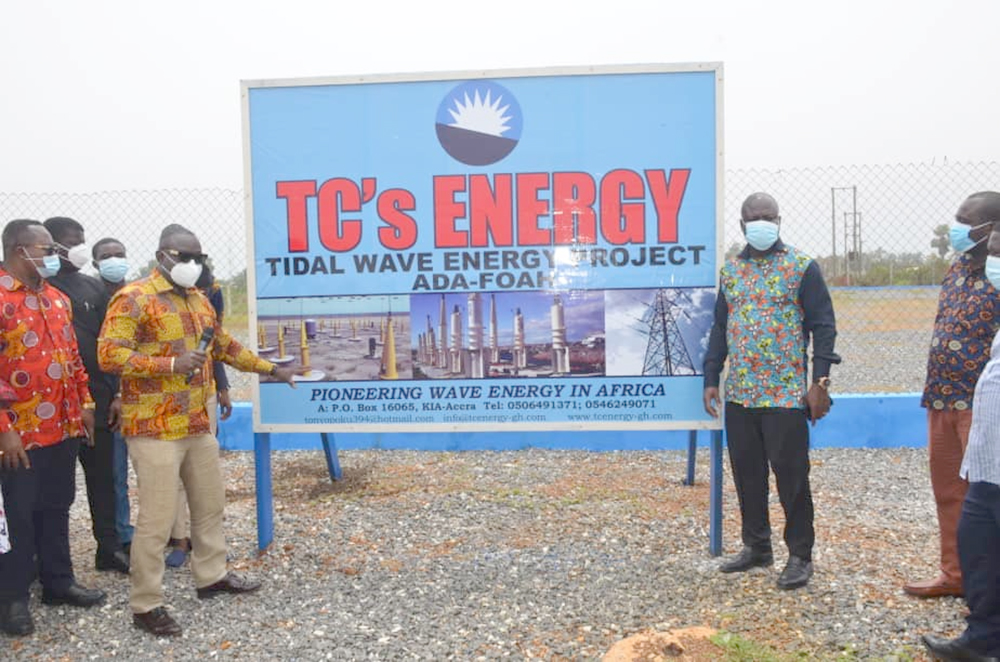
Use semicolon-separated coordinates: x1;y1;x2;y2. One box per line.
949;221;989;253
22;249;61;279
744;220;780;251
986;255;1000;289
98;257;130;283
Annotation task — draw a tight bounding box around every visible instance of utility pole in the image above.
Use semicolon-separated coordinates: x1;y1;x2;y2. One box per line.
831;185;858;281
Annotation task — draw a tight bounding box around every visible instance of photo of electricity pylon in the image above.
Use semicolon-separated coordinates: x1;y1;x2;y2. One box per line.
603;288;716;377
640;289;695;376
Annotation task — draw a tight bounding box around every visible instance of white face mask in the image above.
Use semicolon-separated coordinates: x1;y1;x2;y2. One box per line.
66;243;91;269
162;252;203;288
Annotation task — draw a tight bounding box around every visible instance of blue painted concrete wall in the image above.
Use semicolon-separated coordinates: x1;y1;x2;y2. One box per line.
216;393;927;451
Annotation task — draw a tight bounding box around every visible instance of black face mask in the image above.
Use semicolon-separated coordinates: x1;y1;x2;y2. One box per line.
196;266;214;289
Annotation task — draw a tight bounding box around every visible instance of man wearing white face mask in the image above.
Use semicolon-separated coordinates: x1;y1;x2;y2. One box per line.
98;224;300;637
45;217;130;575
703;192;840;591
906;192;1000;600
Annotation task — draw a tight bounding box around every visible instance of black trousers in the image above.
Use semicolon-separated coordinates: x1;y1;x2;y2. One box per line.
0;438;80;602
724;403;814;560
957;482;1000;656
78;425;122;553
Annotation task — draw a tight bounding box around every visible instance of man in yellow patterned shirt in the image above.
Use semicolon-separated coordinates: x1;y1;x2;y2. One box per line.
98;224;297;637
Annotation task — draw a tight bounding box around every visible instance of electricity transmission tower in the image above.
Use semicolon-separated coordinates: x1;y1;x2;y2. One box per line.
638;289;696;376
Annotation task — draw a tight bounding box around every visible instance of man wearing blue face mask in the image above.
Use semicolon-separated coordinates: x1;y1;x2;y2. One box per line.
922;224;1000;662
906;191;1000;600
91;237;134;556
45;218;130;575
0;219;103;637
703;192;840;591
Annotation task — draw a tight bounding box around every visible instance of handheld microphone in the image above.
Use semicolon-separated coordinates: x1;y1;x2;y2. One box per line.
186;327;215;384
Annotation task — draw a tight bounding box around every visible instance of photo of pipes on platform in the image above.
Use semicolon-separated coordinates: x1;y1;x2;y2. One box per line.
409;291;605;379
256;295;412;382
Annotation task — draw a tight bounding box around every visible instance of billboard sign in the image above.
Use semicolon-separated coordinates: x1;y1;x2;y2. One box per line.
242;63;723;432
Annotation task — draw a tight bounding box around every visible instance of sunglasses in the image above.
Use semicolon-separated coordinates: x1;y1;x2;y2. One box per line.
22;244;59;256
163;248;209;265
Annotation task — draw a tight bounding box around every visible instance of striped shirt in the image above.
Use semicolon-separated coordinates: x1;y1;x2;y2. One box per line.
960;328;1000;485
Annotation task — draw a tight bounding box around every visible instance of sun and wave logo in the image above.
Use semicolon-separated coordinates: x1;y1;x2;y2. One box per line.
435;81;523;166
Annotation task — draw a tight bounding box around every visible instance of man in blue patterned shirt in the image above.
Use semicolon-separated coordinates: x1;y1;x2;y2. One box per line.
704;192;840;590
906;191;1000;600
922;224;1000;662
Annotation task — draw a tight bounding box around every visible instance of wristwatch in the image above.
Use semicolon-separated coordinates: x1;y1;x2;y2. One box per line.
816;376;831;389
268;364;278;376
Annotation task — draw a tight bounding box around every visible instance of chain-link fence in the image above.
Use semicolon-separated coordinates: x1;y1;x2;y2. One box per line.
2;160;998;398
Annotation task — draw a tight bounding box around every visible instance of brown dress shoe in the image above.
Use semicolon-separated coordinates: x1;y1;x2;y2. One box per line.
904;575;964;598
133;607;182;637
196;572;261;600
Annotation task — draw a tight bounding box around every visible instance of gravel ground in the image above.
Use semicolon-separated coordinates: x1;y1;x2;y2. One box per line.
6;446;963;660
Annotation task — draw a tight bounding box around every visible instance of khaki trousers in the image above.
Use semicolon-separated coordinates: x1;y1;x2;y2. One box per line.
126;431;227;613
927;408;973;584
170;396;217;542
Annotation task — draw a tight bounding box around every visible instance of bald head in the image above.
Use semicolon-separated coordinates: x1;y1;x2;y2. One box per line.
741;193;779;222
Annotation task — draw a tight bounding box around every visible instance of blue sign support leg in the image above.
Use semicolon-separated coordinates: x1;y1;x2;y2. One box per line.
709;429;724;556
320;432;342;482
683;430;697;485
254;432;273;553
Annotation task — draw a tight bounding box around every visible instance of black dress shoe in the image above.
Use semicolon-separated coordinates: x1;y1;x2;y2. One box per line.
41;583;107;608
922;634;999;662
777;555;813;590
133;607;182;637
0;601;34;636
196;572;261;599
719;547;774;573
96;549;130;574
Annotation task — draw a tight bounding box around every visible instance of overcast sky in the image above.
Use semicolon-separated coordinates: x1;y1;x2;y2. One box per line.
2;1;998;194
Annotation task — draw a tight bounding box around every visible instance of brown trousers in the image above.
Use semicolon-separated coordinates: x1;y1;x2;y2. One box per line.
927;408;974;584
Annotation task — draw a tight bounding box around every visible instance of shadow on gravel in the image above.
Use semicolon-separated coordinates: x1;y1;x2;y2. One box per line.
225;454;378;502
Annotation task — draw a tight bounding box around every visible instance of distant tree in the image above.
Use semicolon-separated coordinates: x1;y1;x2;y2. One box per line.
930;224;950;258
724;241;743;260
138;258;159;278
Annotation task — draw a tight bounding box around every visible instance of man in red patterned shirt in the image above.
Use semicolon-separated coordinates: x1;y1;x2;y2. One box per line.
0;220;105;637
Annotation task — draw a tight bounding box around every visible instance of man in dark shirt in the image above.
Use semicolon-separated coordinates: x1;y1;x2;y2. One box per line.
906;191;1000;599
703;192;840;590
91;237;134;553
45;218;129;574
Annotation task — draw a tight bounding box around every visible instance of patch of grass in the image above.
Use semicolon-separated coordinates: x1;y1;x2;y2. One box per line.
710;632;800;661
710;632;920;662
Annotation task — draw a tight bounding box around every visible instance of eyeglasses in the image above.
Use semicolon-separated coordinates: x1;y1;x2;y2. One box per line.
21;244;59;255
163;249;209;265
